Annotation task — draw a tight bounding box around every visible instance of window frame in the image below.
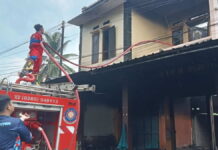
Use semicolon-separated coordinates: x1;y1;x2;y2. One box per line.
102;26;116;61
91;31;100;64
187;17;209;41
172;27;184;46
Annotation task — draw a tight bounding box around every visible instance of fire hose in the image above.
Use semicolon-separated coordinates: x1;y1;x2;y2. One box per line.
24;121;52;150
41;43;80;150
38;127;52;150
44;40;172;69
41;40;172;149
16;40;172;83
15;73;35;84
17;40;172;150
15;43;81;150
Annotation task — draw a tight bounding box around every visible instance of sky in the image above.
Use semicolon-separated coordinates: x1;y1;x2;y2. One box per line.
0;0;96;82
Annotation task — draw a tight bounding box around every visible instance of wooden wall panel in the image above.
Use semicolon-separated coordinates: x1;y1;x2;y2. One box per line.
174;99;192;148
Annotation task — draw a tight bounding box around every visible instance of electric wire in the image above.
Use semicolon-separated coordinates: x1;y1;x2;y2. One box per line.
0;24;62;56
0;0;210;58
40;43;80;150
0;30;80;59
0;9;210;60
0;4;216;67
75;20;217;64
52;21;217;65
0;71;19;76
0;41;29;56
0;65;22;68
44;40;173;69
1;67;23;72
0;19;215;67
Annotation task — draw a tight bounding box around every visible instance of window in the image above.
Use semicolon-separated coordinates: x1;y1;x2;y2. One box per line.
174;96;211;149
133;104;159;149
92;32;99;64
102;26;116;60
190;97;210;147
103;20;110;26
188;21;208;41
172;28;183;45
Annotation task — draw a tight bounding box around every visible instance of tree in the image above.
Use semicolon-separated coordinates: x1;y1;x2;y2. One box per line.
38;32;77;82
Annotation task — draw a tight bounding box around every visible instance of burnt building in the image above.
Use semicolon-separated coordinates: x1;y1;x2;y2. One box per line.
48;0;218;149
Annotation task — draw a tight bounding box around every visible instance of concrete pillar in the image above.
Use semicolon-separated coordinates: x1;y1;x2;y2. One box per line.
122;84;128;129
122;83;132;150
209;0;218;39
208;95;217;150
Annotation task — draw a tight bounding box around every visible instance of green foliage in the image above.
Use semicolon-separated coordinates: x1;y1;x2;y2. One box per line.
38;32;77;82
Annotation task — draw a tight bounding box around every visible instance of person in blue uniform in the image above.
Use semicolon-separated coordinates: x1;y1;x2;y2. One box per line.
0;95;32;150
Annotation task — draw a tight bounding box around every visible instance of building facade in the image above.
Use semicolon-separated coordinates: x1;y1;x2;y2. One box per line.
62;0;218;149
69;0;218;70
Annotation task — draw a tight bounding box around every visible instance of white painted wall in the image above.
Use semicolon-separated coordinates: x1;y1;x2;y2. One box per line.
80;5;124;71
131;9;172;59
209;0;218;39
79;3;210;71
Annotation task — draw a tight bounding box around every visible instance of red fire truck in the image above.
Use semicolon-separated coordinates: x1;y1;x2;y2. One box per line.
0;79;94;150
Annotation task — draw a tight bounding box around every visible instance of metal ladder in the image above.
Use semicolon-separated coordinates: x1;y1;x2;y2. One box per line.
0;78;95;99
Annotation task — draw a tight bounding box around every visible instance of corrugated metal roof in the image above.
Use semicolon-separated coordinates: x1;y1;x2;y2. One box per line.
68;0;124;26
91;37;215;72
46;38;218;84
81;0;107;13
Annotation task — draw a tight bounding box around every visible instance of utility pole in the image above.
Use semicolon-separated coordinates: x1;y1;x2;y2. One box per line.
59;20;65;77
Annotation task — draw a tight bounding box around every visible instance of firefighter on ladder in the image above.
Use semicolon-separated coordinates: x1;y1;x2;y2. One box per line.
20;24;44;84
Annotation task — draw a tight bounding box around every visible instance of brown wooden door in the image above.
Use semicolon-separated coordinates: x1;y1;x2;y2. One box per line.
159;98;176;150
